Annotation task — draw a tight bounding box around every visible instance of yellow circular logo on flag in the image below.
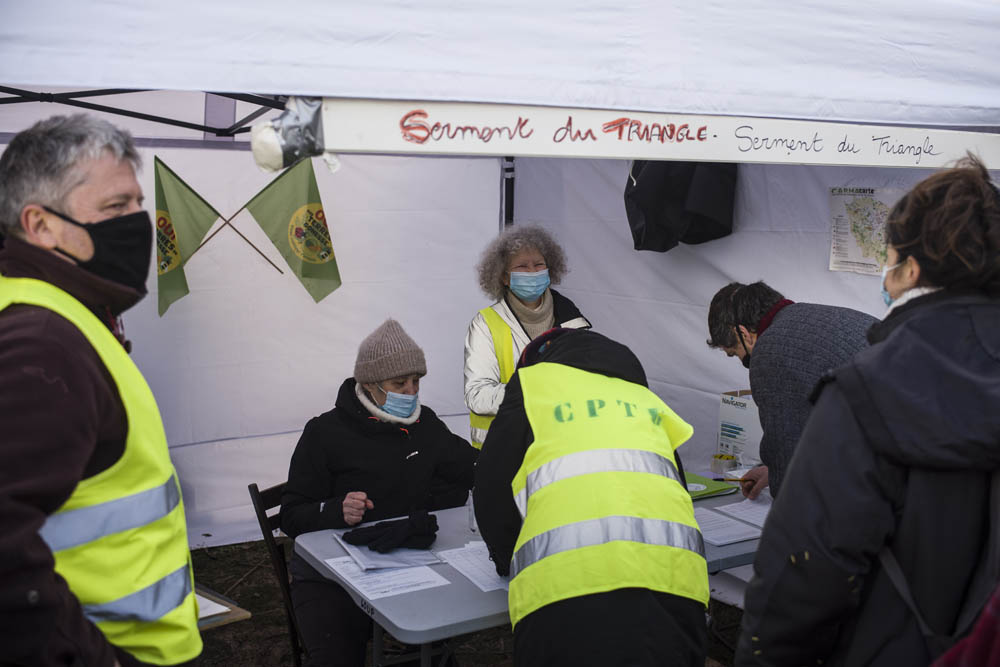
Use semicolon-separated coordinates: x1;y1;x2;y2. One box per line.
288;203;335;264
156;210;181;275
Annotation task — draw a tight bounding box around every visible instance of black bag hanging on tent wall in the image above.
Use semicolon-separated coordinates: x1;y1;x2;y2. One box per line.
624;160;738;252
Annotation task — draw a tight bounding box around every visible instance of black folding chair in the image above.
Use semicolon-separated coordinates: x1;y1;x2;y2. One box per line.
248;482;304;667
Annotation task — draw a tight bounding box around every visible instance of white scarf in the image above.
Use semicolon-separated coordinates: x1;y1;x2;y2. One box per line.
354;382;421;425
885;286;943;317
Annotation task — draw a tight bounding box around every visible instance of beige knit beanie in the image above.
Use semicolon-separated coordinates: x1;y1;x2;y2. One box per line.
354;319;427;383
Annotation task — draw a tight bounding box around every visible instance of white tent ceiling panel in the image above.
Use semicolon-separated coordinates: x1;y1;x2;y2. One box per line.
3;1;999;126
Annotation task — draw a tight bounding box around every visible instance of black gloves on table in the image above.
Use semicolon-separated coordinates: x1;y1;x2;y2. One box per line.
342;510;439;553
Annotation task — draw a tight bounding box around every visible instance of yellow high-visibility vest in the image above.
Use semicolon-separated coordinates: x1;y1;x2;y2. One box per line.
469;306;516;449
0;275;202;665
508;362;709;627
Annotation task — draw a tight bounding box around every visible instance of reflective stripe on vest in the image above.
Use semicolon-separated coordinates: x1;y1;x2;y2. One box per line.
0;275;202;664
508;362;709;626
469;306;516;448
510;515;705;578
84;564;192;624
40;474;181;553
513;447;682;518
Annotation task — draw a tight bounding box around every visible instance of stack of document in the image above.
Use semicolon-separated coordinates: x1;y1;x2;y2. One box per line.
332;531;442;570
715;493;772;528
694;494;772;547
324;556;449;600
437;541;509;592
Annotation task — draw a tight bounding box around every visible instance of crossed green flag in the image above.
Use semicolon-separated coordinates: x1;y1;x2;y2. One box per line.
245;159;342;303
154;157;221;316
153;157;341;313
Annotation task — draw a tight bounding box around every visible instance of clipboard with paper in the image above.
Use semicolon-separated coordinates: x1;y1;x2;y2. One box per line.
685;472;739;500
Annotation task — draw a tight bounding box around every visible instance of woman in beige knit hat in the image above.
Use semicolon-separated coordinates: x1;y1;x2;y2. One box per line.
280;319;477;667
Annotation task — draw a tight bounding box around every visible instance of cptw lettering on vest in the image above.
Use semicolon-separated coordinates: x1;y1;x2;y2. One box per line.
551;397;670;424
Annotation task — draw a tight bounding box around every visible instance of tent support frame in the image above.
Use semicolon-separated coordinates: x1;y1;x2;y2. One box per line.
0;86;285;138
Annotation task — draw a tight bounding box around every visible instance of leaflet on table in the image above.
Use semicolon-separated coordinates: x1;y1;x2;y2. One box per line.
437;541;509;592
195;593;229;619
714;491;772;528
333;531;442;570
324;556;450;600
693;508;761;546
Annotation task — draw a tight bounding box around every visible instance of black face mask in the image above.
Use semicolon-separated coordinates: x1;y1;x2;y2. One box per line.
736;326;752;369
45;207;152;293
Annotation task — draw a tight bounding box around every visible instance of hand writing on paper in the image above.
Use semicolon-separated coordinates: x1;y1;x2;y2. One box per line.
343;491;375;525
740;466;769;500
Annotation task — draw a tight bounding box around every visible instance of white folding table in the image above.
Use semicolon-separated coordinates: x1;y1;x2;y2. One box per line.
295;494;760;665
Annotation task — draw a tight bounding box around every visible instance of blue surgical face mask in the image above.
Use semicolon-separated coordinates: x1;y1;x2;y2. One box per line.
378;385;418;418
881;261;903;306
509;268;550;302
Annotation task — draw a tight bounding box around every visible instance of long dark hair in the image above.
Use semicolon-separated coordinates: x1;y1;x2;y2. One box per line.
887;154;1000;294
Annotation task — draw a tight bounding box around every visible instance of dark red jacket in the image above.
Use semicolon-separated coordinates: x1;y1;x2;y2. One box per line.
0;237;190;667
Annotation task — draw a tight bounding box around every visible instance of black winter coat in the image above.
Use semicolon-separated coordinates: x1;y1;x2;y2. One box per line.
281;378;477;537
737;292;1000;666
474;329;704;667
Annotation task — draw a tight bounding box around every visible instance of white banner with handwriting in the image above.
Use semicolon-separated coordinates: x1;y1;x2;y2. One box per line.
322;99;1000;169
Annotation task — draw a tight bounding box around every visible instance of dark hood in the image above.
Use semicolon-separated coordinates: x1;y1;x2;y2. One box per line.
857;293;1000;470
527;329;648;386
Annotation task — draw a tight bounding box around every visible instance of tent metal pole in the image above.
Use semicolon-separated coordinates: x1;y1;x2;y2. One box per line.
0;87;150;104
0;86;264;136
503;156;515;227
224;105;275;135
208;93;286;110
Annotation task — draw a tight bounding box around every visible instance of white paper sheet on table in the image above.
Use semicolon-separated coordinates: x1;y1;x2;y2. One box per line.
694;508;762;546
324;556;450;600
195;593;229;619
436;541;509;592
715;493;772;528
333;531;442;570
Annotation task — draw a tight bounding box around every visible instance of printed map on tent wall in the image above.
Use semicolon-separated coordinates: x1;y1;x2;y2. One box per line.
828;187;904;275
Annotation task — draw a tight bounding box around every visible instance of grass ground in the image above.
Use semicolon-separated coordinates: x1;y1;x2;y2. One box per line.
192;541;742;666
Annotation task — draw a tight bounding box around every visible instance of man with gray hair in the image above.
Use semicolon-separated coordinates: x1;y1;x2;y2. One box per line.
0;115;202;666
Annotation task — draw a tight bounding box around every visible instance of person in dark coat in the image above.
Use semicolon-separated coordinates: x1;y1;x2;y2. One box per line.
706;282;876;497
280;319;477;667
475;328;708;667
736;155;1000;666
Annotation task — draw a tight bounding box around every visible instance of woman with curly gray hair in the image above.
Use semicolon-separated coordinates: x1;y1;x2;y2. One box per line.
463;224;591;448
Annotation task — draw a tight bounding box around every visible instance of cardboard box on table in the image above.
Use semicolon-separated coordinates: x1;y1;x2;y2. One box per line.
714;390;763;471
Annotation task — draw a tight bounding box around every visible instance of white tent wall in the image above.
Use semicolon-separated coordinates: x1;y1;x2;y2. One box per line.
513;157;1000;472
131;150;500;546
4;96;1000;547
1;99;502;546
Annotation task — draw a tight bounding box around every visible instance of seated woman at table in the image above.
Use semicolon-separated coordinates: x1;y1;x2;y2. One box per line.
280;318;477;667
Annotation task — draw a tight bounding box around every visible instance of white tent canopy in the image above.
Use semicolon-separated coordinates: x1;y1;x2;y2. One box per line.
2;3;999;545
3;1;1000;126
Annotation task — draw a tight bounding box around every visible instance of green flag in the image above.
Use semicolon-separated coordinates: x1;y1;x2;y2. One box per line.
244;159;341;302
154;157;221;315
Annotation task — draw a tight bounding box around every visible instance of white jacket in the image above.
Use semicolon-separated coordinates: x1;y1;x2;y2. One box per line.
463;290;590;443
